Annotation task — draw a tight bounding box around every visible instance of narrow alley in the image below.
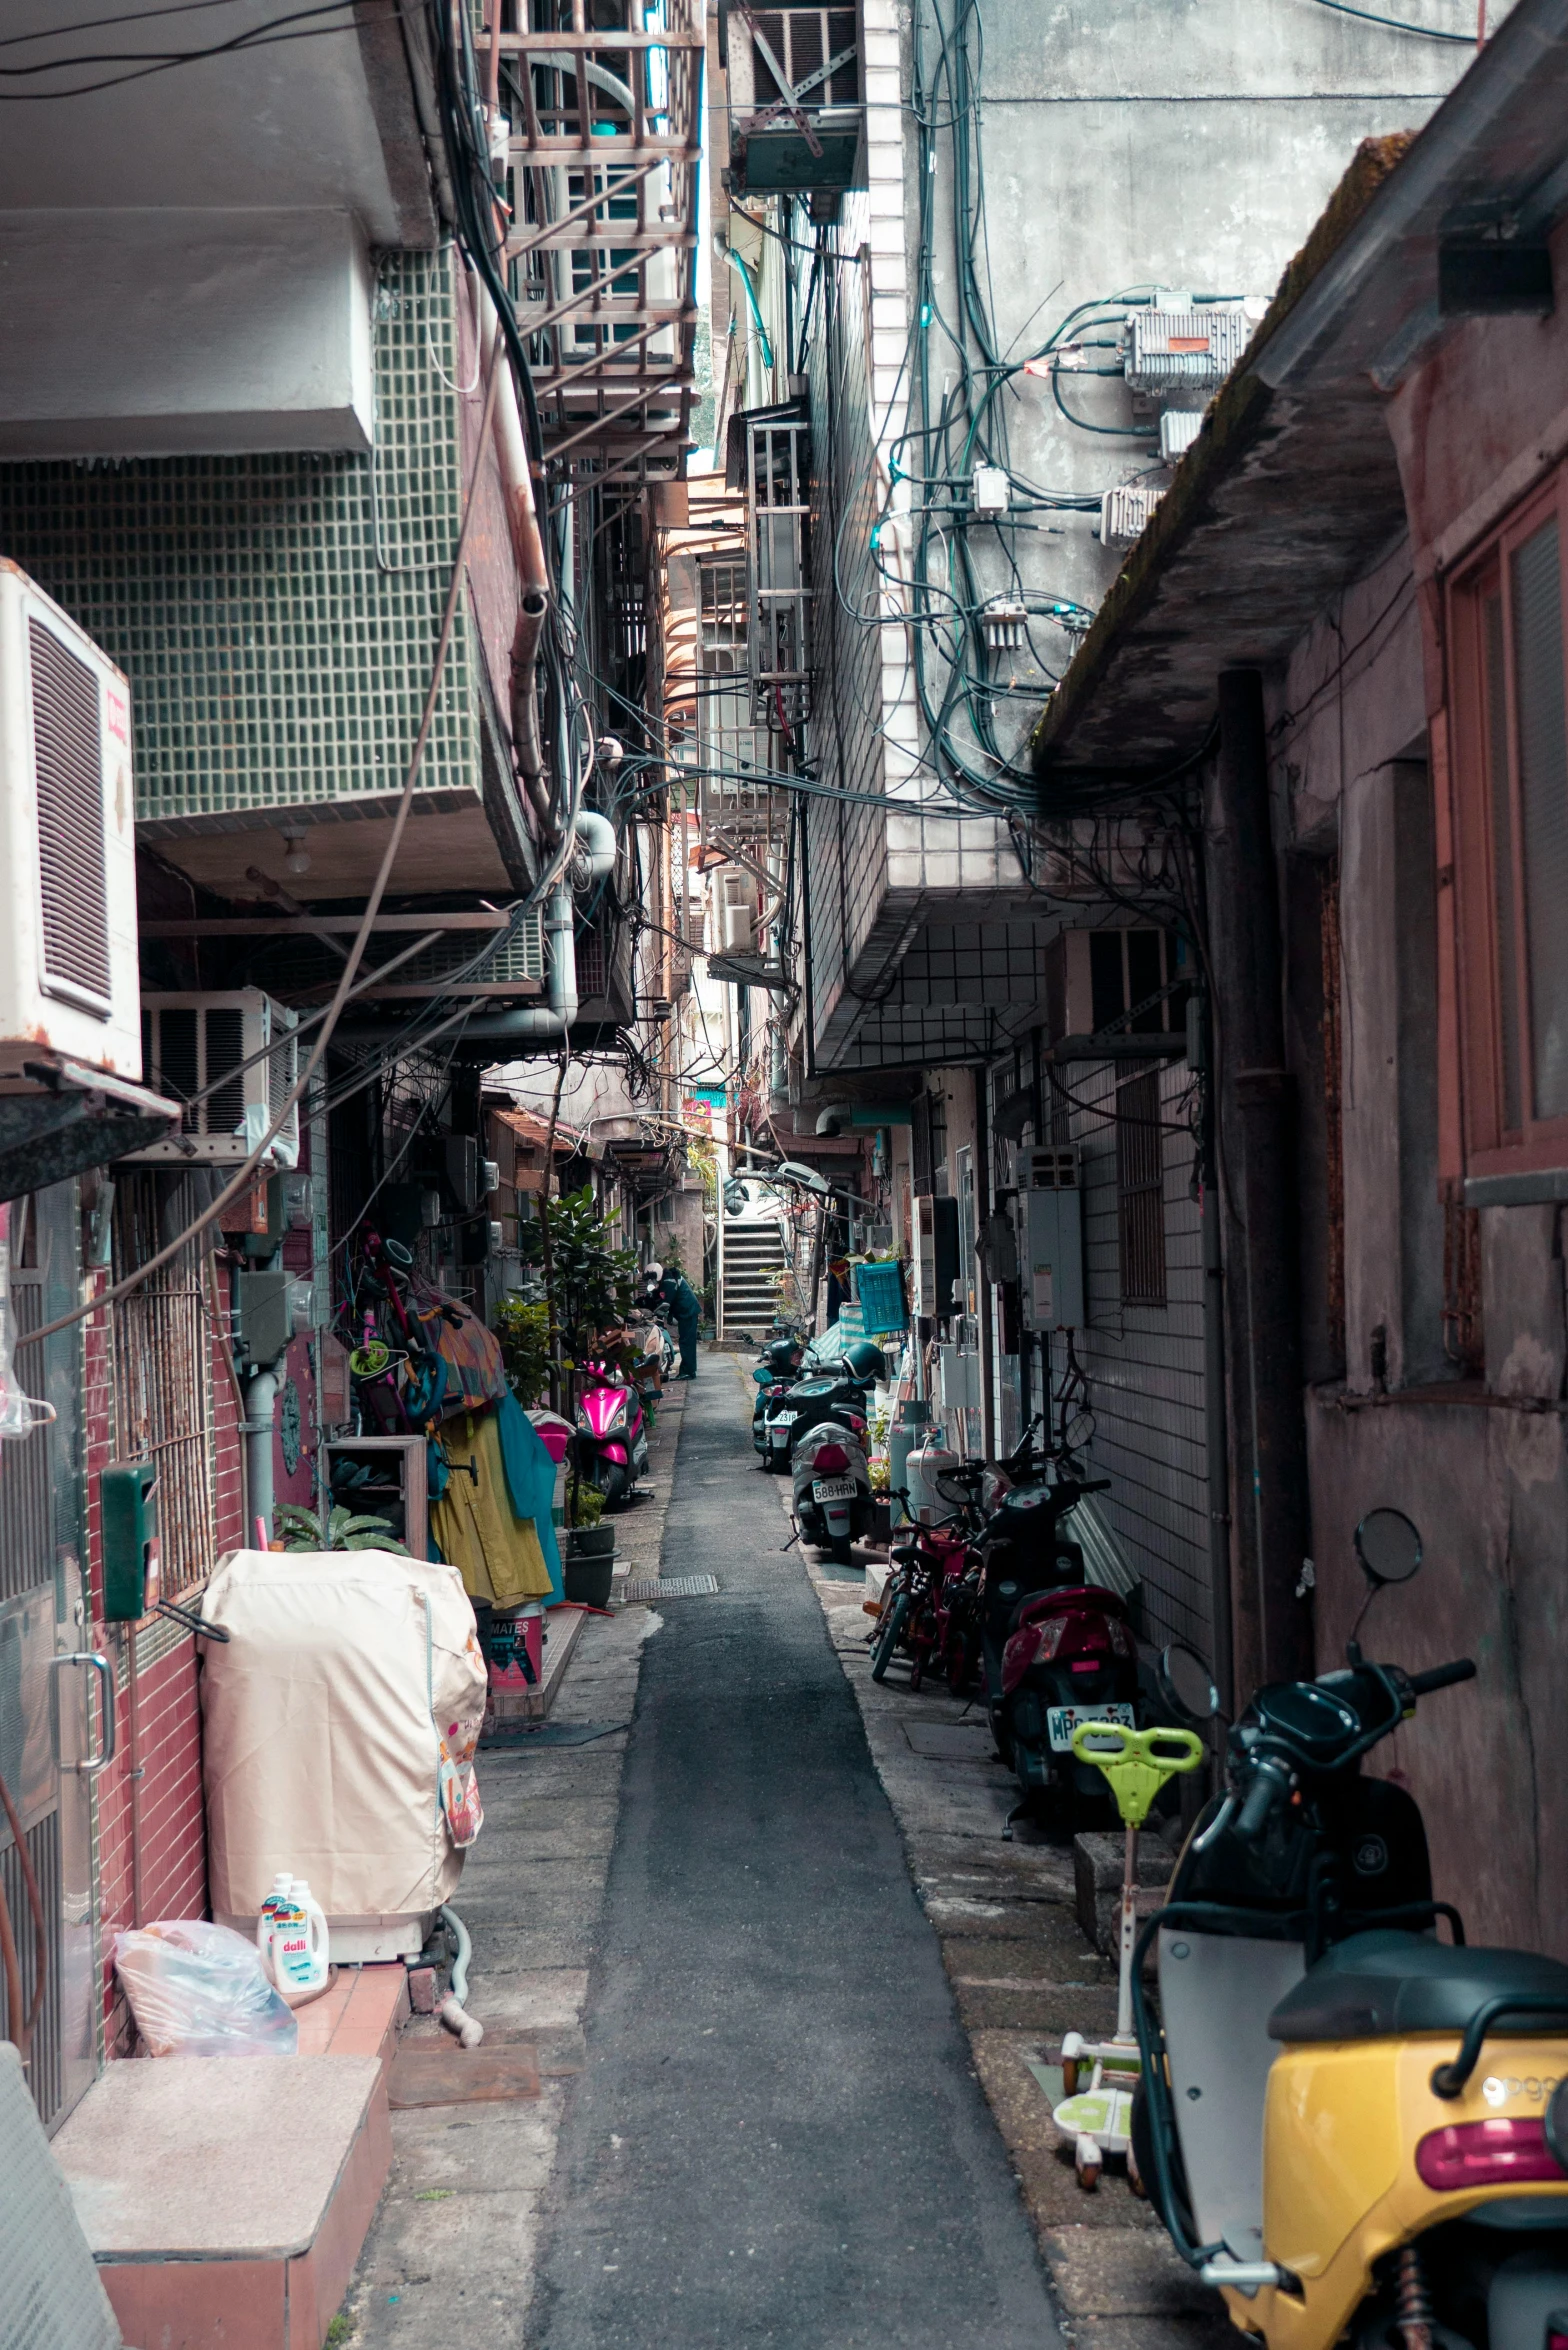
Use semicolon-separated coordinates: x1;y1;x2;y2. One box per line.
11;7;1568;2350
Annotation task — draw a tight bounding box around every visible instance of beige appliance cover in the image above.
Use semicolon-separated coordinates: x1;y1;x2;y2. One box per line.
201;1550;487;1944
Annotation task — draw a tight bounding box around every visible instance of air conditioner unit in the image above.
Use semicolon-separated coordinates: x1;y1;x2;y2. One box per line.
712;868;757;955
0;561;141;1079
131;991;300;1167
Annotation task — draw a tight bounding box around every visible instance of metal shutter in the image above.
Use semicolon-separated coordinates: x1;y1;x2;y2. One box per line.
28;620;110;1008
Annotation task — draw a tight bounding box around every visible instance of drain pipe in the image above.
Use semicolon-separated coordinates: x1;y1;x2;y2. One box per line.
473;277;554;839
245;1366;278;1549
458;881;579;1043
437;1903;484;2049
572;809;616;884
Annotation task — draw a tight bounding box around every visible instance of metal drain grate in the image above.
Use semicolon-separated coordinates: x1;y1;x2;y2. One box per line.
623;1574;719;1600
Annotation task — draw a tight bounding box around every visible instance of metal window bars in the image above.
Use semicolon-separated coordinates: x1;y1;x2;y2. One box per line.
112;1174;217;1601
494;0;703;479
745;419;812;725
696;558;779;837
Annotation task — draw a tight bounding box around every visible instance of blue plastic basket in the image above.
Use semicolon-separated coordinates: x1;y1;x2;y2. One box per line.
853;1259;908;1335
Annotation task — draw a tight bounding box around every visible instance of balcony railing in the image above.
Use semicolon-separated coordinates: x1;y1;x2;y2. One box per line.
493;0;703;479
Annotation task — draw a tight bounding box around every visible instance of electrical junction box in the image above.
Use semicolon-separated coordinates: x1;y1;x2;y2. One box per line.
937;1343;982;1415
971;465;1010;517
101;1461;160;1622
1099;483;1165;547
1125;304;1251;404
913;1193;960;1319
233;1268;293;1372
1159;409;1204;465
1014;1145;1085;1332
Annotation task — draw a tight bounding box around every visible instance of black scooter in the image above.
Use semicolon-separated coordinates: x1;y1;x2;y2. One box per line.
762;1371;871;1472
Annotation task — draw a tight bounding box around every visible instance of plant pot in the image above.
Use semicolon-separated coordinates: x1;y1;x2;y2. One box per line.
563;1557;615;1608
566;1525;615;1559
869;1496;892;1547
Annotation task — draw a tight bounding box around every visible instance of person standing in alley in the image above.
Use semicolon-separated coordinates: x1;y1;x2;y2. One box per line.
645;1258;700;1379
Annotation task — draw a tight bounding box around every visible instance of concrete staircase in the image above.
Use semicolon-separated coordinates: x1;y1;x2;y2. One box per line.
720;1217;788;1343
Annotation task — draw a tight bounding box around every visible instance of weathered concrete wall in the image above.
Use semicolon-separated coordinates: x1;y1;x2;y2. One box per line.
921;0;1472;760
1308;1392;1568;1956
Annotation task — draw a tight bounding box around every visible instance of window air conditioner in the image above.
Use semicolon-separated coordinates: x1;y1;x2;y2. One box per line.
711;868;757;955
0;560;141;1078
131;991;301;1168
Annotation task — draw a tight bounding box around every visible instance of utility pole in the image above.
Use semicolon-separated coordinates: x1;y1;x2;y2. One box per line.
1206;669;1314;1695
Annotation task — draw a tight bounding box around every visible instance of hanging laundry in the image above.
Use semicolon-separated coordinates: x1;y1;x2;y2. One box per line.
431;1406;552;1607
495;1389;564;1603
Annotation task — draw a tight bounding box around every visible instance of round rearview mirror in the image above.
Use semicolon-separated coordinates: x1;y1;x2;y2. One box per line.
1158;1642;1218;1725
1354;1506;1423;1587
1064;1407;1096;1452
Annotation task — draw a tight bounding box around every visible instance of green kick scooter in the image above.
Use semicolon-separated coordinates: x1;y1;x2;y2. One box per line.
1052;1720;1205;2188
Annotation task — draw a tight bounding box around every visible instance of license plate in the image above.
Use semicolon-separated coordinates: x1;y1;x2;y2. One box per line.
1047;1701;1135;1754
813;1476;856;1502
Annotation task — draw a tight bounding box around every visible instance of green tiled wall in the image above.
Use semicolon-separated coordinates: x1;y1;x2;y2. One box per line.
0;252;478;827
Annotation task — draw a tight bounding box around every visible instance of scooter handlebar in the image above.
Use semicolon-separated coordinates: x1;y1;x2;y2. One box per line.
1233;1755;1293;1843
1407;1657;1477;1697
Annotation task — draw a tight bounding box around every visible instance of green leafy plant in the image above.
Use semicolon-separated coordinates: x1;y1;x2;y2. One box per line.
567;1481;605;1530
493;1296;551;1406
273;1503;410;1555
516;1187;639;1360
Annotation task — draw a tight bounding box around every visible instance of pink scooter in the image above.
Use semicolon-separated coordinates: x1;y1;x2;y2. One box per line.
571;1361;649;1509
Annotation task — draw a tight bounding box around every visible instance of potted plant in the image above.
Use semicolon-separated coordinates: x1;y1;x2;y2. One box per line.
563;1478;615;1607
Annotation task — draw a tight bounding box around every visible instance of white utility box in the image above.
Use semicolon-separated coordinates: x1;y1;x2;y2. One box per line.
1015;1144;1085;1332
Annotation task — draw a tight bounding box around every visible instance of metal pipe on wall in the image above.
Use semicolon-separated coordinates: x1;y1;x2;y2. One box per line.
1208;669;1314;1690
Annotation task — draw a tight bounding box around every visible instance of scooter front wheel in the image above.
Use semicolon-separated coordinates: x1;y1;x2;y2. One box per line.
870;1593;908;1682
593;1458;629;1510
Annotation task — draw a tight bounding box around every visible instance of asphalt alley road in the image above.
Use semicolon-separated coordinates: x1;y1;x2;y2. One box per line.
527;1372;1059;2350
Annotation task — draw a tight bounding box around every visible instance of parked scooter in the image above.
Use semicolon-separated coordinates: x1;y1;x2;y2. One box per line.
791;1419;873;1564
1131;1506;1568;2350
571;1360;650;1508
752;1335;806;1468
971;1416;1132;1825
762;1339;885;1472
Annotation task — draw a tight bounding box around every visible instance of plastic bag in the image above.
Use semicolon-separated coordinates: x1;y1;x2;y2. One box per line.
113;1920;299;2057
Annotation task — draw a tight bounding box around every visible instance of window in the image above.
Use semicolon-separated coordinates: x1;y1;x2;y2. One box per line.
1116;1071;1167;1306
1451;472;1568;1174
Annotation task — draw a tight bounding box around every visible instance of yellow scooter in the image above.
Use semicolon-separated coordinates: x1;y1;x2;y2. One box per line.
1132;1509;1568;2350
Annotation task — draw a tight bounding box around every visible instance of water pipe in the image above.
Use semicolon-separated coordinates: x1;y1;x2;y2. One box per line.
437;1903;484;2049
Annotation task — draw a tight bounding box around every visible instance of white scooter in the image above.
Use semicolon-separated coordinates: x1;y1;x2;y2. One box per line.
791;1420;872;1566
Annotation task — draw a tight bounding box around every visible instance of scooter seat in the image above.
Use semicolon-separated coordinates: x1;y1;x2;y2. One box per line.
1268;1930;1568;2043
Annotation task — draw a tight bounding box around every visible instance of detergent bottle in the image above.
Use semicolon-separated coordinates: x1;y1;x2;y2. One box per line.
255;1874;295;1986
259;1878;331;2000
276;1880;330;2000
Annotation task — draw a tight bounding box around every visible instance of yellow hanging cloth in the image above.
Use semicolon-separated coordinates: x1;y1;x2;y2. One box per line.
431;1406;552;1607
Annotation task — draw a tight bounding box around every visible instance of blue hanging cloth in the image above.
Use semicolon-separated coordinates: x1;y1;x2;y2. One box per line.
495;1390;564;1605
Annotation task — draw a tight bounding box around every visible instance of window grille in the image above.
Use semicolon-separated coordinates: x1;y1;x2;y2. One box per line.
112;1175;217;1600
746;419;812;723
697;557;778;832
1116;1071;1167;1306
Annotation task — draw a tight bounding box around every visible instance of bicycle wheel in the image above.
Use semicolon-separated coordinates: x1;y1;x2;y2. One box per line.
870;1592;909;1683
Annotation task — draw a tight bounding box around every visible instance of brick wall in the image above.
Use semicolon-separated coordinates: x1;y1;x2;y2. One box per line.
87;1255;247;2053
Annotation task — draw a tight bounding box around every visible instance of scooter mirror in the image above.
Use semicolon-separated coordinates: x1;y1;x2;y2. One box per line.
1354;1506;1423;1587
1158;1642;1218;1724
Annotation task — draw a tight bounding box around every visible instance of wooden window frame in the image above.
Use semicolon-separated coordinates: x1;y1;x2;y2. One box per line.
1449;462;1568;1179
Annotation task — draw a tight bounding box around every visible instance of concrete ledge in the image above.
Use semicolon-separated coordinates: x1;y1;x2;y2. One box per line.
54;2055;391;2350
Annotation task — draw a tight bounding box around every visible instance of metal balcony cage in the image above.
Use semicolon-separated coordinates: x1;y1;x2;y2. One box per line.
745;419;812;726
695;557;783;836
723;4;865;216
492;0;703;483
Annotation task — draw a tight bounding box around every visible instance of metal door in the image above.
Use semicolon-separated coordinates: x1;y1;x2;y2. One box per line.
0;1184;103;2134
